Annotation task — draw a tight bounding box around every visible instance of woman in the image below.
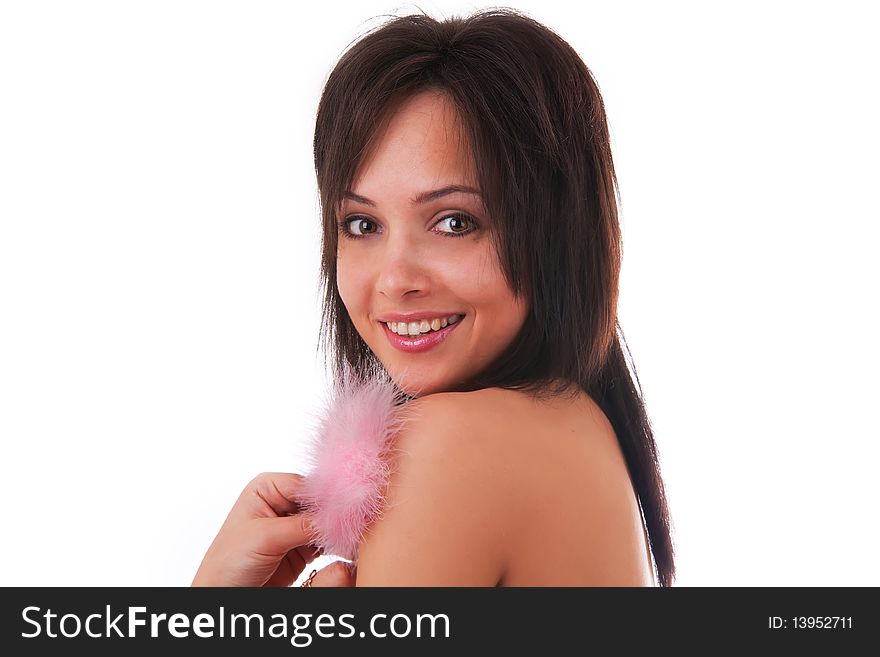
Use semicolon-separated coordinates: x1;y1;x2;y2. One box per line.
193;8;675;587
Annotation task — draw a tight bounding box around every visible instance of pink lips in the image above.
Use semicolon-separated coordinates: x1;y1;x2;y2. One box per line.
380;317;464;353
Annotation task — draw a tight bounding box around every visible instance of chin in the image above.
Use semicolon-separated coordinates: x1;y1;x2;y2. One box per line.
383;363;450;399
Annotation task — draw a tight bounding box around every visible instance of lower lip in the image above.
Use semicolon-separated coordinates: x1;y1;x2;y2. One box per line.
380;318;465;353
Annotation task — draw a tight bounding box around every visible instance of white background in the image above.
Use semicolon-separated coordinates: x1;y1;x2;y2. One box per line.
1;0;877;586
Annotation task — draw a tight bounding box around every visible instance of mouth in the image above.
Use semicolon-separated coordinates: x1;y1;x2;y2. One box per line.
377;315;466;354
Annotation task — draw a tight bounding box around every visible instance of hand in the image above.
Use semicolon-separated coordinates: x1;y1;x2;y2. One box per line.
299;560;358;588
192;472;328;587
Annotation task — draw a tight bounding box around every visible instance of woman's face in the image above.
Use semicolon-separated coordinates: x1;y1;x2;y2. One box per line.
336;89;529;397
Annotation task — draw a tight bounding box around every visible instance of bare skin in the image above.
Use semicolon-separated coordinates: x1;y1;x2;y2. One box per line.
354;384;655;586
488;386;654;586
192;386;652;587
193;87;651;586
191;472;355;587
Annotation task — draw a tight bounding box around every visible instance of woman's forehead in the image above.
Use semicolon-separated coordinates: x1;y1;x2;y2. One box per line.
351;91;476;186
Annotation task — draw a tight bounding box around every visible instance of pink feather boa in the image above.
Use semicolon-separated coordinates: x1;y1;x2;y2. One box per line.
297;365;415;562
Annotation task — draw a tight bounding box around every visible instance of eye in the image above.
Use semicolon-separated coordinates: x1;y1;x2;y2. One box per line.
435;213;478;238
339;216;378;238
337;212;480;240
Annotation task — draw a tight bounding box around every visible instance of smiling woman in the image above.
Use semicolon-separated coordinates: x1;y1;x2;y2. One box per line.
307;8;676;587
193;7;675;589
333;89;529;397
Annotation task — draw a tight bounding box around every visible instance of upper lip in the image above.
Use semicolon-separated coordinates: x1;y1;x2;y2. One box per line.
376;311;466;324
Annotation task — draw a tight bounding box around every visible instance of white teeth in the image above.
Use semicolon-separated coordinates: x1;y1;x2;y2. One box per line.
385;314;463;337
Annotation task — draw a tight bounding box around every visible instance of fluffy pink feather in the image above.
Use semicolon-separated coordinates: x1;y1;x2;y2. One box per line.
297;365;413;562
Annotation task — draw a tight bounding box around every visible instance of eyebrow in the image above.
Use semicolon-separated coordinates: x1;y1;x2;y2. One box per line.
342;184;482;207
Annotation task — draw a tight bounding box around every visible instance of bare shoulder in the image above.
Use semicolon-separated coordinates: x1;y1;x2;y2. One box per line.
355;385;653;586
470;386;655;586
353;389;515;586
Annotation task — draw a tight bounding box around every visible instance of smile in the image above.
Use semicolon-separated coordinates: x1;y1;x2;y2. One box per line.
379;315;465;353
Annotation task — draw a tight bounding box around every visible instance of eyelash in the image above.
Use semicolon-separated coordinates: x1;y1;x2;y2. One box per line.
337;213;479;240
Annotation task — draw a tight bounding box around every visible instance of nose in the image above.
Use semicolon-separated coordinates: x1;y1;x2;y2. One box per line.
375;231;432;300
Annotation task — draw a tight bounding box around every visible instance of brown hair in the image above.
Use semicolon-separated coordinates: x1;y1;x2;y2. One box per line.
313;7;676;586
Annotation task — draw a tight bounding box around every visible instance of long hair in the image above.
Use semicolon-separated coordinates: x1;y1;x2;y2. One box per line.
313;8;676;587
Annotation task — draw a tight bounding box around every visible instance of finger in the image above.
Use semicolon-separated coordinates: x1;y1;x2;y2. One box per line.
261;542;311;588
308;560;356;588
285;548;307;580
263;555;297;588
291;542;322;568
283;540;324;584
248;472;308;517
253;513;320;557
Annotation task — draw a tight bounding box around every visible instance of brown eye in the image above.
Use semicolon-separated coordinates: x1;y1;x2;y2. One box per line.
436;213;478;238
339;216;378;238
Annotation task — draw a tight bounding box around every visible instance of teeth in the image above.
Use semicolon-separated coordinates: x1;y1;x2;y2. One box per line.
386;314;463;337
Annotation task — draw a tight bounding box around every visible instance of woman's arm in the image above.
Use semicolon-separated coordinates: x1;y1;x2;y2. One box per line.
354;393;511;586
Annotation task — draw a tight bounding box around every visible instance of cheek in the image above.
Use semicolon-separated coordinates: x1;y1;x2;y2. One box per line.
473;280;527;336
335;255;365;314
487;299;527;341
